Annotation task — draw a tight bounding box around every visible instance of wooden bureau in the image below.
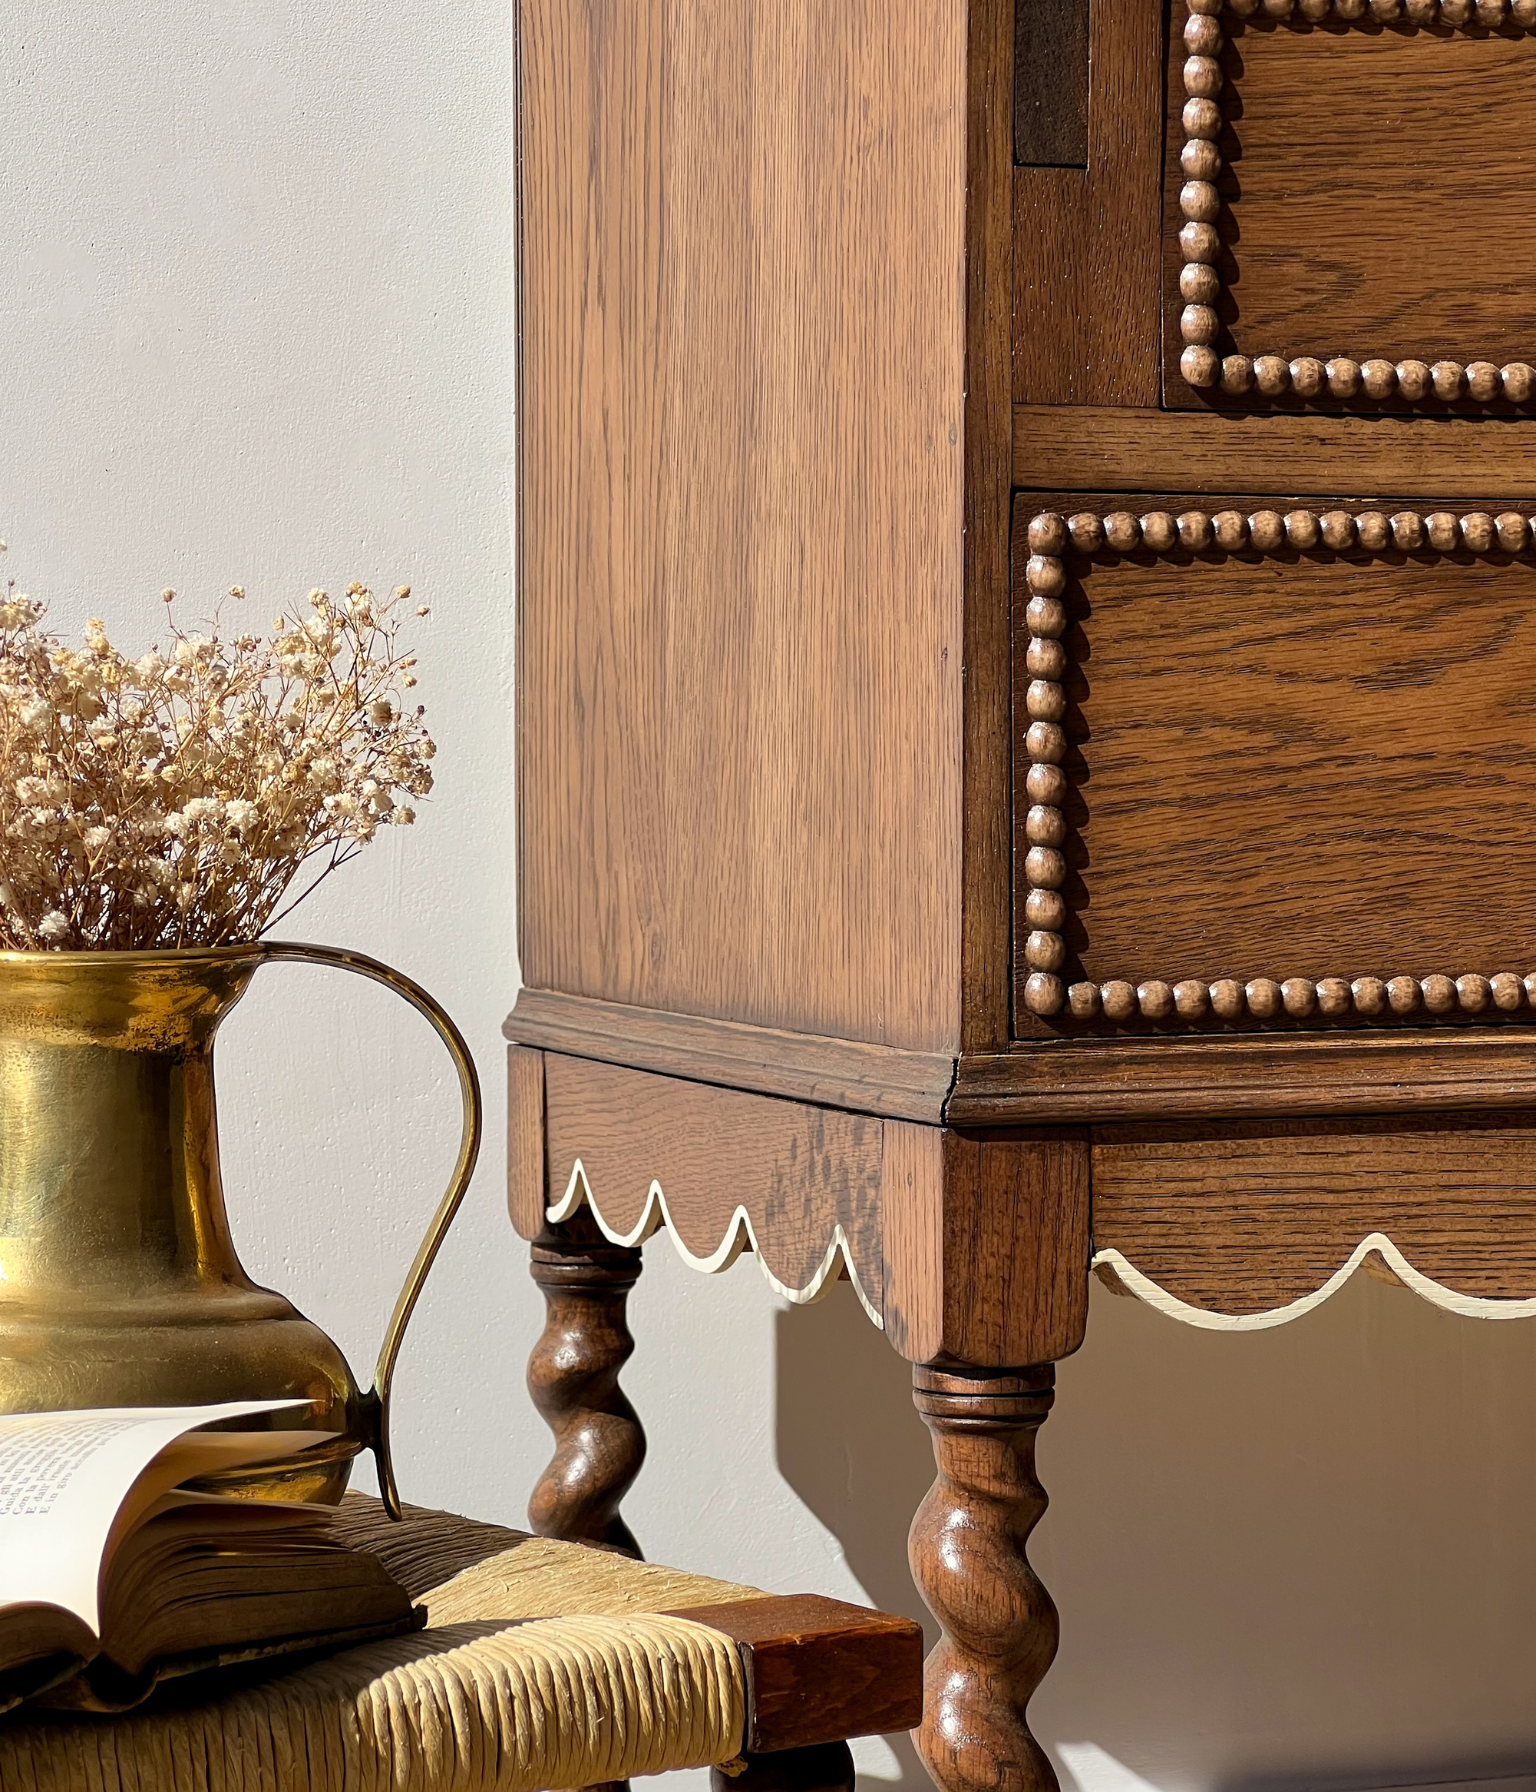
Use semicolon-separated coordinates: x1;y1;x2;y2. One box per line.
507;4;1536;1789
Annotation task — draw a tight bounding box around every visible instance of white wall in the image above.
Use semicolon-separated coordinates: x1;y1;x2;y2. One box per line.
0;0;526;1514
4;5;1536;1791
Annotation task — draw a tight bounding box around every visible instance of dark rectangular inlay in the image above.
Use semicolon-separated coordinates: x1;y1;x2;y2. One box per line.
1015;0;1090;168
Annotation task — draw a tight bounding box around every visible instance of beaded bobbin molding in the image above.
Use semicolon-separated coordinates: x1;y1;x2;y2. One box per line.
1021;504;1536;1025
1178;0;1536;405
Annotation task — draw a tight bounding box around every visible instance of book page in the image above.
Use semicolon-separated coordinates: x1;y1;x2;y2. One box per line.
0;1400;312;1634
101;1432;338;1565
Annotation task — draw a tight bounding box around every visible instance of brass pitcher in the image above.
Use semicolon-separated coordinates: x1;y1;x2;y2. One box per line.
0;941;481;1516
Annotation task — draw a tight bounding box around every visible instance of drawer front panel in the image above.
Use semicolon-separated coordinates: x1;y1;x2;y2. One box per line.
1165;3;1536;410
1013;494;1536;1032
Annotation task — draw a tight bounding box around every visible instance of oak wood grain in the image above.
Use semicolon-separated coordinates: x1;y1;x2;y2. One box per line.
527;1210;646;1555
964;0;1024;1055
518;0;966;1053
1093;1113;1536;1314
507;1045;546;1240
1013;0;1162;405
937;1132;1090;1367
879;1122;948;1361
1012;405;1536;496
1012;497;1536;1001
536;1055;1090;1369
1164;18;1536;404
504;988;955;1128
881;1128;1090;1367
910;1368;1060;1792
666;1594;923;1753
542;1053;886;1309
948;1032;1536;1126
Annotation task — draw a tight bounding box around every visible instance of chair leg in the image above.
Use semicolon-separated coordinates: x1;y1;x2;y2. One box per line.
909;1364;1060;1792
711;1742;856;1792
526;1209;647;1555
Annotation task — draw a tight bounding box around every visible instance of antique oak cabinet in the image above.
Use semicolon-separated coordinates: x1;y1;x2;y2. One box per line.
507;3;1536;1789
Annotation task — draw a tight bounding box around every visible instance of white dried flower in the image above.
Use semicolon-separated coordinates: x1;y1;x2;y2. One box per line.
0;579;432;949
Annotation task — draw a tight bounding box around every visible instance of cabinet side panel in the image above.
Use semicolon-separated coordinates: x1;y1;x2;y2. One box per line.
518;0;967;1051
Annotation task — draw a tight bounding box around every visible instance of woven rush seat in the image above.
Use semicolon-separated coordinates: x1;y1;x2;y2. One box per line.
0;1496;921;1792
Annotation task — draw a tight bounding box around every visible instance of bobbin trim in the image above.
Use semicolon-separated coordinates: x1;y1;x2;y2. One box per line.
1176;0;1536;407
1020;504;1536;1023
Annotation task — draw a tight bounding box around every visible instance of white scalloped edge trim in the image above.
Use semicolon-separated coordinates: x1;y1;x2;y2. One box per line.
1093;1232;1536;1330
548;1160;884;1328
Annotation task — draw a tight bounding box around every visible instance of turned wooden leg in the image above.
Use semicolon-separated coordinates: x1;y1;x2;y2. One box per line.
909;1365;1059;1792
710;1743;856;1792
527;1209;646;1555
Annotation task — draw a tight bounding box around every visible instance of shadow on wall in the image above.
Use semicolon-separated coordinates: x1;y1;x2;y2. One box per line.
776;1272;1536;1792
775;1286;936;1792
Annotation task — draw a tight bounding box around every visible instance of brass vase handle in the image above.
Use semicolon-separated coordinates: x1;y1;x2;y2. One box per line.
260;940;483;1520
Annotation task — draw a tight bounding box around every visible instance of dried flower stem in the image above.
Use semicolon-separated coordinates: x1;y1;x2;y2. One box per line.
0;579;434;950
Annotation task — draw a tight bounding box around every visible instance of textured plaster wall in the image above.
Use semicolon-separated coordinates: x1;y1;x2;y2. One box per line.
4;5;1536;1791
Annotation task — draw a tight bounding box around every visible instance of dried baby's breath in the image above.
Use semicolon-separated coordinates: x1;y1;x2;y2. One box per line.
0;578;434;949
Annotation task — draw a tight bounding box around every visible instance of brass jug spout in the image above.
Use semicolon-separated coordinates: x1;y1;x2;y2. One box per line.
0;942;481;1516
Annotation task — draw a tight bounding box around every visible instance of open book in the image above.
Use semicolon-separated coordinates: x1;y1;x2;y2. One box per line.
0;1398;420;1714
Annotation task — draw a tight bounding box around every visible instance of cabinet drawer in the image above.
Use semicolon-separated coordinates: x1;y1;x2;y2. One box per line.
1012;493;1536;1034
1164;2;1536;411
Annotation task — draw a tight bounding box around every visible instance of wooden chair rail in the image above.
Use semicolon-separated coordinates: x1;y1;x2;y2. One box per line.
664;1595;924;1755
